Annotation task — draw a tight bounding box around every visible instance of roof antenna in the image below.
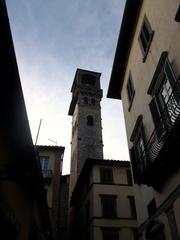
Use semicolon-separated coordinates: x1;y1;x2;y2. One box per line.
35;118;42;145
48;139;57;145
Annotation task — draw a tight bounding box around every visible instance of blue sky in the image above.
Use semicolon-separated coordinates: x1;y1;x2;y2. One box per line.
6;0;128;174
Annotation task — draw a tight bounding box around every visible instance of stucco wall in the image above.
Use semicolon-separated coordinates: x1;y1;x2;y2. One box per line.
120;0;180;227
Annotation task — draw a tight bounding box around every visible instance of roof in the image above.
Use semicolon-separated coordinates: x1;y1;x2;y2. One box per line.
107;0;143;99
92;158;130;167
70;68;101;93
36;145;65;152
70;158;130;206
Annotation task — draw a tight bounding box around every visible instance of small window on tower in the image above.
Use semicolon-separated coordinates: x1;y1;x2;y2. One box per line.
87;115;94;126
84;97;88;104
91;98;95;105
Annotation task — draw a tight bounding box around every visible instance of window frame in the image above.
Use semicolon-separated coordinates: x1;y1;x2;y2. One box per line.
100;167;114;184
100;194;117;218
128;196;137;219
130;115;148;184
138;15;154;62
40;156;49;171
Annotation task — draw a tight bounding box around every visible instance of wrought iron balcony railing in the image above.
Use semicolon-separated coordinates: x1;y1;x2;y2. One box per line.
136;79;180;185
147;79;180;164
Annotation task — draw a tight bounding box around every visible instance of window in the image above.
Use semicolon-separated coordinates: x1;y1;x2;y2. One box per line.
87;115;94;126
91;98;95;105
127;74;135;110
40;156;49;171
100;168;113;184
102;228;119;240
136;130;146;159
130;115;147;184
149;55;179;138
100;194;117;218
82;74;96;86
128;196;137;219
139;15;154;61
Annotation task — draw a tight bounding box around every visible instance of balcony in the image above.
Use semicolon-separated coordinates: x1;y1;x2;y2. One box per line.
139;80;180;189
42;169;53;184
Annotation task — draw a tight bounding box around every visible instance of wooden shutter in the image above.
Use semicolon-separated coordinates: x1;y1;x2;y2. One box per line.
149;96;164;138
164;58;180;103
149;96;161;128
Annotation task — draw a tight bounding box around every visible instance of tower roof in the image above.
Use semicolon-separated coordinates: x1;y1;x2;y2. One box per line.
68;68;102;116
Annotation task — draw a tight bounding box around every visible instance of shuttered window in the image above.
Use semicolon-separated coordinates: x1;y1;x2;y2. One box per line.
129;118;147;184
128;196;137;218
100;195;117;218
139;15;154;61
100;168;113;184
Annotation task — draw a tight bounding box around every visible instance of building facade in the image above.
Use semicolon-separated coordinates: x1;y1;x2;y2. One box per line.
36;145;65;240
107;0;180;239
0;0;53;239
69;159;138;240
68;69;104;198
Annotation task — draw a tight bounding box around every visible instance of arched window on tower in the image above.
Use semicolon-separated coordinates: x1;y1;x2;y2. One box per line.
87;115;94;126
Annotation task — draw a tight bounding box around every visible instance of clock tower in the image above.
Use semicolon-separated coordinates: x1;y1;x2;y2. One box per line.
68;69;103;195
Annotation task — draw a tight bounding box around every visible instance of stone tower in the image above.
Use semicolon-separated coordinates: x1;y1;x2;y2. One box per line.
68;69;103;194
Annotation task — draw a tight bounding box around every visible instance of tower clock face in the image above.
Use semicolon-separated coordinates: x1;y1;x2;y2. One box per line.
81;74;96;86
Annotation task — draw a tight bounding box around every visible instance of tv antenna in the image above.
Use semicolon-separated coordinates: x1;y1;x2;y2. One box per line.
48;138;57;145
35;118;42;145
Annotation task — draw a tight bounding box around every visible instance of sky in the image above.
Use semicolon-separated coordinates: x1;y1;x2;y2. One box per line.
6;0;128;175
